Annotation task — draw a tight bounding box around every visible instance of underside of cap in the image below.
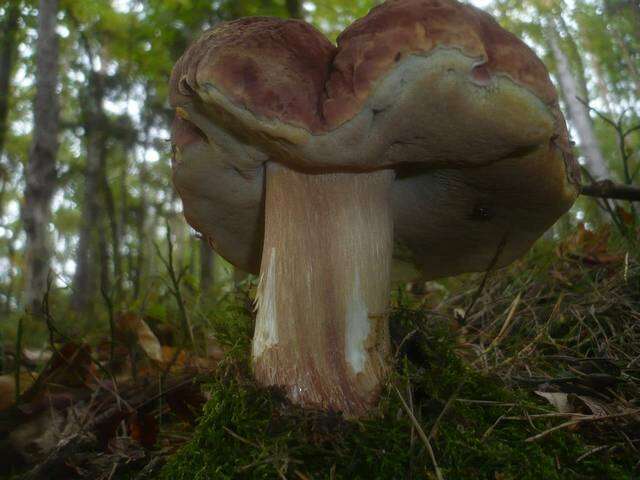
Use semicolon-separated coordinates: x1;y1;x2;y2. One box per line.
171;116;264;273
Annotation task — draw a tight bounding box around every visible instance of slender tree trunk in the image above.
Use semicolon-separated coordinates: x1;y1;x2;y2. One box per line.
102;170;122;301
591;56;615;117
71;72;106;314
612;29;640;99
119;149;129;296
605;0;640;47
22;0;59;314
3;241;16;313
0;0;20;159
200;238;214;292
556;15;590;101
546;19;610;180
133;162;147;299
286;0;302;18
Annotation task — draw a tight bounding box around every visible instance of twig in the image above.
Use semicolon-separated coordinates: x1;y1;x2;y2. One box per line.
581;180;640;202
463;233;508;322
580;166;629;236
488;293;521;351
14;315;23;403
153;220;194;347
22;433;97;480
406;380;416;479
578;97;638;185
575;445;611;463
223;426;261;449
100;283;116;367
471;293;521;368
455;399;519;407
393;385;445;480
153;221;197;383
482;407;514;440
429;383;463;441
39;278;128;409
524;409;640;443
505;412;589;420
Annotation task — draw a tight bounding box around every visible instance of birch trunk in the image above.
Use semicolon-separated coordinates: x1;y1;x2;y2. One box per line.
546;18;610;180
22;0;59;313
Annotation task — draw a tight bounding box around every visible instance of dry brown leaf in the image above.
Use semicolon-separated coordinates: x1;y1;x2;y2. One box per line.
535;391;572;413
576;395;609;417
0;374;16;411
115;312;164;362
161;346;187;367
136;318;163;362
129;411;159;448
616;206;635;227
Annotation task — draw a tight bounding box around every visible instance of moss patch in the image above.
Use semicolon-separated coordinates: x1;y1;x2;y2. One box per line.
161;302;635;480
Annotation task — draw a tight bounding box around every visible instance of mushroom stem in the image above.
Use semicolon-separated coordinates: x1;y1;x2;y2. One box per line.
252;163;394;416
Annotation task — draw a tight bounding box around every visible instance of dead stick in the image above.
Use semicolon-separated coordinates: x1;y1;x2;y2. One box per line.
524;409;640;443
581;180;640;202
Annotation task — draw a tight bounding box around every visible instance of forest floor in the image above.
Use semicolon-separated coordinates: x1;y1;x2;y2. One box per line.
1;224;639;479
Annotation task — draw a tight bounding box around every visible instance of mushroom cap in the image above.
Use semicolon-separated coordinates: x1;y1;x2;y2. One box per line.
170;0;580;277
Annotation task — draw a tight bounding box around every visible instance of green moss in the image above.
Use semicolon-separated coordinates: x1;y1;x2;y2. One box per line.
161;305;635;480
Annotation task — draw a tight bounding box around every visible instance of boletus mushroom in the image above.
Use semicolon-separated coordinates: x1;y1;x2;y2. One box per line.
169;0;580;417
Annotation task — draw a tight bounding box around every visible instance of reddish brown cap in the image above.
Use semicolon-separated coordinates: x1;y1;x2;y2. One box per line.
170;0;579;277
170;17;334;131
323;0;557;126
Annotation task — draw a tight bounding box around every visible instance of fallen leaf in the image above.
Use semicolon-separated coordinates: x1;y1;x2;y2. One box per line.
137;319;163;362
116;313;165;363
535;391;571;413
616;206;635;227
0;375;15;411
129;411;159;448
575;395;609;417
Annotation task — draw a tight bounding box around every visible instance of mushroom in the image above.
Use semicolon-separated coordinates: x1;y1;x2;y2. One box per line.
169;0;580;416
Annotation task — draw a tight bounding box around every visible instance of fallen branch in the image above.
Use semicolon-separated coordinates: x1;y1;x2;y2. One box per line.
581;180;640;202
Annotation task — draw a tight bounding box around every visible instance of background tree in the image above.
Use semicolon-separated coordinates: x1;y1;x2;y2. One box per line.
0;0;21;160
22;0;59;314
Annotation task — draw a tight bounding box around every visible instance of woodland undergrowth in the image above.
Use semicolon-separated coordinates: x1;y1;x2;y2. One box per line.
1;224;639;479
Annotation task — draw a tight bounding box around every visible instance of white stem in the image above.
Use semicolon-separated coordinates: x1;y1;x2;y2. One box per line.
252;163;394;416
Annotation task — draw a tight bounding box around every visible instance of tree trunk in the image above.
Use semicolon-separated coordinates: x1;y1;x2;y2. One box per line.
132;161;147;299
556;15;590;101
286;0;302;18
102;169;122;302
605;0;640;46
590;56;615;117
545;19;610;180
71;72;107;314
200;238;214;292
0;0;20;159
22;0;59;314
612;29;640;99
